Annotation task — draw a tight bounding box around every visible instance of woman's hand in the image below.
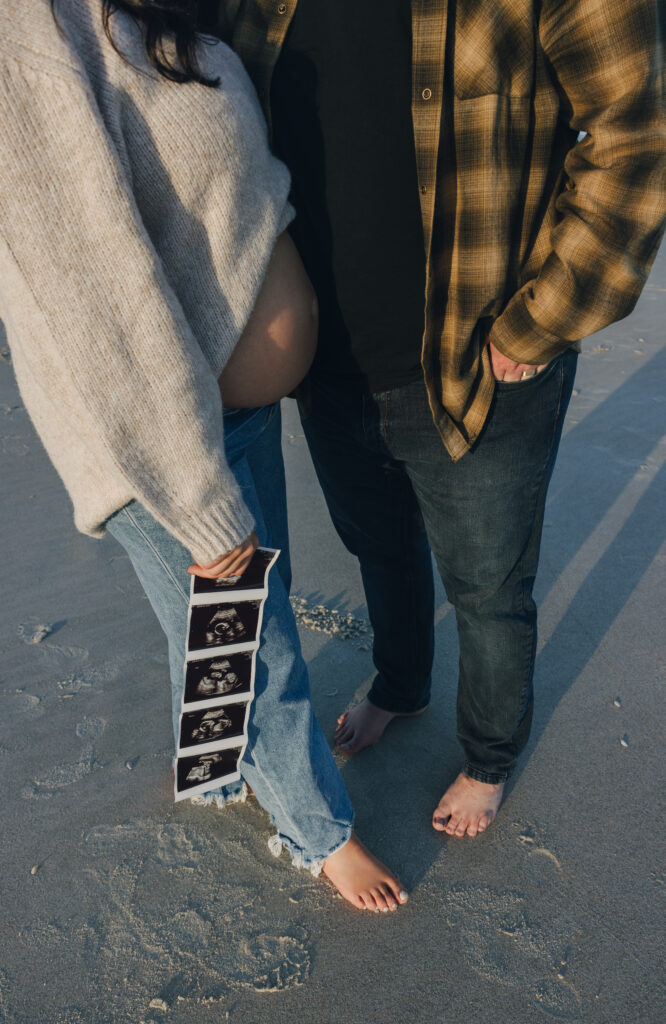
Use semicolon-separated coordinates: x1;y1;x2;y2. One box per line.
486;337;549;382
188;531;259;579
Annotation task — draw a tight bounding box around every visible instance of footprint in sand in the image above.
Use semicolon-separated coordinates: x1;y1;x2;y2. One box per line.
17;621;53;645
80;821;313;1009
510;819;563;882
444;884;581;1020
21;716;105;799
18;618;89;662
245;933;310;991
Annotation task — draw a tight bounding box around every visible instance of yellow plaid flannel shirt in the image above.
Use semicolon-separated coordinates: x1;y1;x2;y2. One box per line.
216;0;665;460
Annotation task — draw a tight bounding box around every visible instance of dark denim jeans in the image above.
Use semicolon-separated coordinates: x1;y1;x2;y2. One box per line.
301;350;577;783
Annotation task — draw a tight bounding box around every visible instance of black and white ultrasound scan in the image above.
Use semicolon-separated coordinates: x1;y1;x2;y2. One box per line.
178;701;249;755
183;650;254;707
187;600;262;655
174;548;279;801
175;747;243;796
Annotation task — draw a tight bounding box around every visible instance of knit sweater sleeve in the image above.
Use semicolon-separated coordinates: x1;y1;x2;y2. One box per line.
0;54;255;564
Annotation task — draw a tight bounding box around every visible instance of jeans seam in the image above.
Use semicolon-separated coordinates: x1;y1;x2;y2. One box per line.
513;356;566;727
123;507;190;605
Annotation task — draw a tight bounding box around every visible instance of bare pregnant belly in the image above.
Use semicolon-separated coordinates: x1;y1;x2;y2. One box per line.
218;232;317;409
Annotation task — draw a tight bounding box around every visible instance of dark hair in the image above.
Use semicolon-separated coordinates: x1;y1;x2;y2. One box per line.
53;1;220;87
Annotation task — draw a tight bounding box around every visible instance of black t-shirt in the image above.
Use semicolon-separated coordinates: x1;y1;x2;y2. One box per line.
271;0;426;393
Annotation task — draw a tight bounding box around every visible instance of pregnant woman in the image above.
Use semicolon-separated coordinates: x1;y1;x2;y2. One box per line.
0;0;407;912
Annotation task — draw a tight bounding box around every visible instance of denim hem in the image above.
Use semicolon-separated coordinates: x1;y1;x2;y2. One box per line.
189;781;249;809
463;763;509;785
267;824;353;878
366;689;431;717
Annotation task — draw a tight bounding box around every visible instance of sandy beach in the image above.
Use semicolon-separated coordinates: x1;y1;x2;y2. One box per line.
1;242;664;1024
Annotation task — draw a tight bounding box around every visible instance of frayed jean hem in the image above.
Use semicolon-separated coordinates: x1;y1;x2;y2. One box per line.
188;779;354;877
189;780;249;809
268;824;353;878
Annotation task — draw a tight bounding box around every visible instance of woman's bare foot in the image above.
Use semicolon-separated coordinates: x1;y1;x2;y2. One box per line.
322;832;409;912
334;697;426;754
432;773;505;837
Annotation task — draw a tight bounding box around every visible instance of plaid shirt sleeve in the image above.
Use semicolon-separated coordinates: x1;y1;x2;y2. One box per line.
490;0;666;365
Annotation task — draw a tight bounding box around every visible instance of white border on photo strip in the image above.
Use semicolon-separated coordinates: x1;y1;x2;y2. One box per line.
188;547;277;606
173;547;280;802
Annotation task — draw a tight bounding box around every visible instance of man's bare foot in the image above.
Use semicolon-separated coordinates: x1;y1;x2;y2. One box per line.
335;697;425;754
432;772;505;837
322;832;408;912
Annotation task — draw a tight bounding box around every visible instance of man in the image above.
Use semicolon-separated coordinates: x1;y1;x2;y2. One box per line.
216;1;665;837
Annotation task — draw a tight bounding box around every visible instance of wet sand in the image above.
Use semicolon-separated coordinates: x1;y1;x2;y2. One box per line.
1;242;664;1023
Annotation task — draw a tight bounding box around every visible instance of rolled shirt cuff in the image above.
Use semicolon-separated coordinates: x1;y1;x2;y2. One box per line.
490;287;578;366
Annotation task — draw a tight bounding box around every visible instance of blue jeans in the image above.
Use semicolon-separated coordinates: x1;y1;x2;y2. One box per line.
301;350;577;783
106;403;353;871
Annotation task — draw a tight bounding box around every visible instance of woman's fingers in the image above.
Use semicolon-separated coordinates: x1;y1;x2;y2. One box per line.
188;531;259;579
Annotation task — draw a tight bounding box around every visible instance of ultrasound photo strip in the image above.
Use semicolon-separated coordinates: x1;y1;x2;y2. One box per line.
174;547;280;802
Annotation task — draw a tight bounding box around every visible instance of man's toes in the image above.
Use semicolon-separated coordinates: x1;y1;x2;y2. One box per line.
454;818;468;837
445;814;461;835
477;812;492;833
466;820;479;837
335;722;354;745
433;810;450;831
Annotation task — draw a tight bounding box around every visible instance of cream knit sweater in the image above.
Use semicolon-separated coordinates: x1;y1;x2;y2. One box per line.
0;0;294;562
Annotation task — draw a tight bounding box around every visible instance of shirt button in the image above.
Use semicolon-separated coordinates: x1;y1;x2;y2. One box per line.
422;87;432;101
277;3;287;12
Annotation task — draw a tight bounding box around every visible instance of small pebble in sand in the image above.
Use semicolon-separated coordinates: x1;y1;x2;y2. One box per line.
125;758;139;771
620;735;629;748
30;864;39;875
613;698;622;707
149;998;168;1012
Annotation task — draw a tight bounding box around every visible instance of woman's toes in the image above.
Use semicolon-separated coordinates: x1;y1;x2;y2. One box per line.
372;888;391;912
454;819;468;837
362;891;379;912
380;884;399;910
466;820;479;837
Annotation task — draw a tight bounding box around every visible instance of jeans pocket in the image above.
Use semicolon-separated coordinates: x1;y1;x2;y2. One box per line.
494;352;564;394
